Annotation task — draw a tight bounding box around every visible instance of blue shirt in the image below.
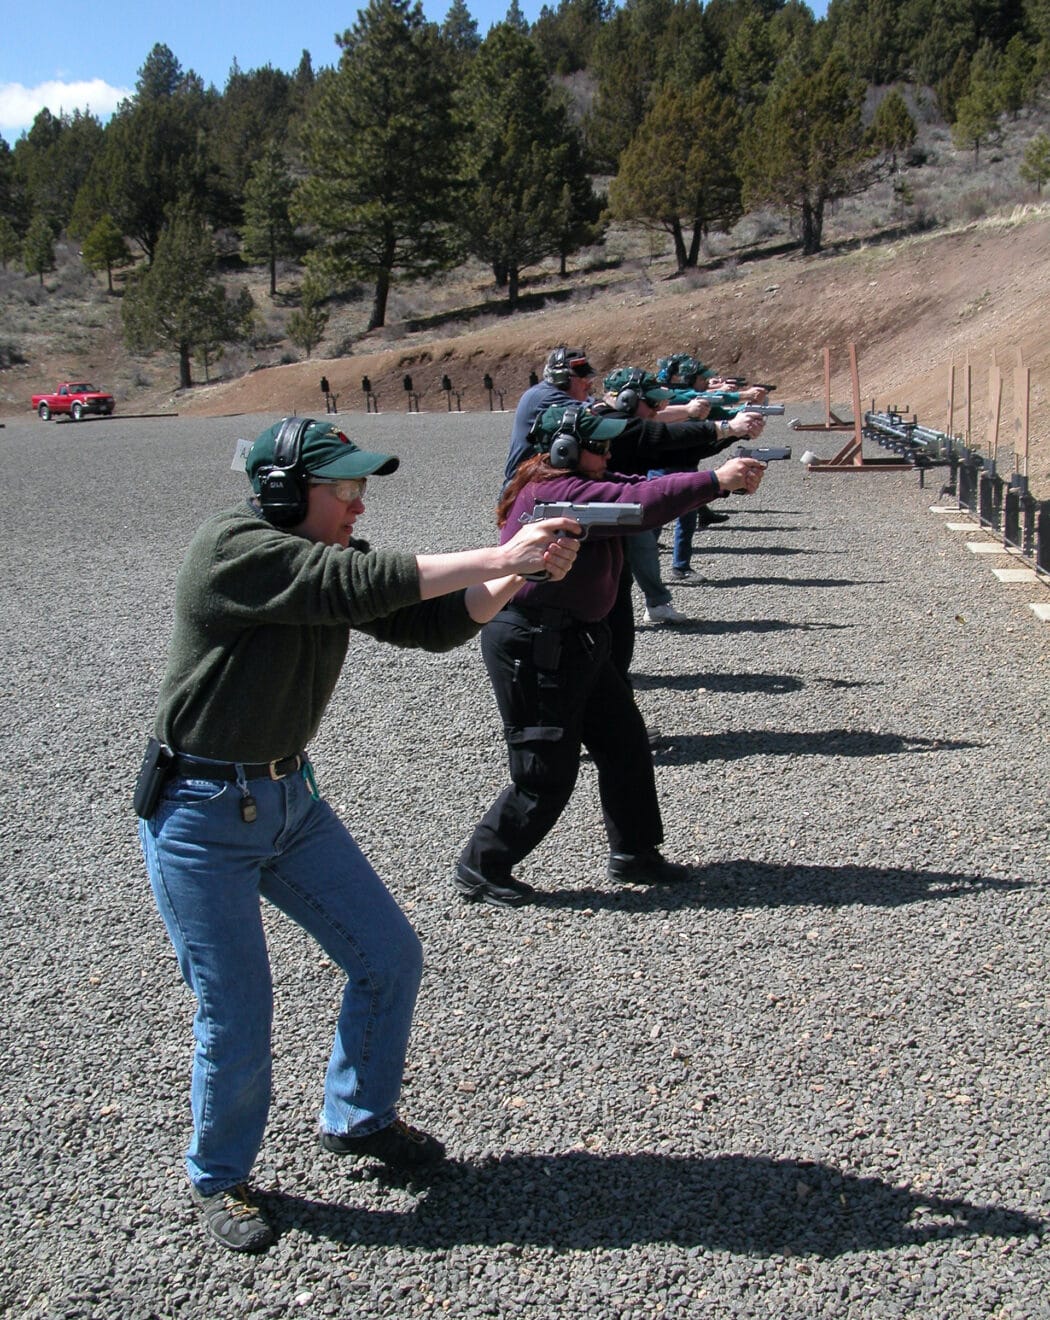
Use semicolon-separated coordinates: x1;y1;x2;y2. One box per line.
503;381;575;483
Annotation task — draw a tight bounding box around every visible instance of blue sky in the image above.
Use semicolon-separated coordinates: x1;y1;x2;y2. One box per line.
1;0;830;143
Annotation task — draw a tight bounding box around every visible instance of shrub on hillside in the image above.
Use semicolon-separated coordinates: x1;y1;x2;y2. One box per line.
0;342;27;367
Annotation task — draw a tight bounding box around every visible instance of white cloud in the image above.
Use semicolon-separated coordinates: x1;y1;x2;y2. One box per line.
0;78;132;137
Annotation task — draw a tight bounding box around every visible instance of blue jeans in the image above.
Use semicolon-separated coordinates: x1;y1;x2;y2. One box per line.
624;531;670;608
672;510;697;571
646;466;697;572
139;766;423;1195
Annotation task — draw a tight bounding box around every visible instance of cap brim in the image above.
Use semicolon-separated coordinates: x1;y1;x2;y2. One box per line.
309;450;400;479
580;413;628;441
643;387;673;404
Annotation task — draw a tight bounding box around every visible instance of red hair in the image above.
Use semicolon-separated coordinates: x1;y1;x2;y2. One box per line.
496;453;564;527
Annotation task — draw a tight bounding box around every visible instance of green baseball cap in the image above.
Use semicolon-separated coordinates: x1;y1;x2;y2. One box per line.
675;356;710;383
602;367;672;405
530;404;628;447
247;419;399;492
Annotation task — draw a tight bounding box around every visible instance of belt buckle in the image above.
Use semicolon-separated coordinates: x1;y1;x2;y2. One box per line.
269;755;299;781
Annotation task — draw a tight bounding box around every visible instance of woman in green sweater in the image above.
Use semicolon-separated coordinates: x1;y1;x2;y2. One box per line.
136;417;578;1253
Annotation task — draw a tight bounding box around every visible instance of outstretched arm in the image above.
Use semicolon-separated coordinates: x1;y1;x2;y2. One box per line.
416;517;581;611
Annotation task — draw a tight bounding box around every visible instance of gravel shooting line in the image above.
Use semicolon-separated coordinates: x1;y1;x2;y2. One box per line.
0;408;1047;1319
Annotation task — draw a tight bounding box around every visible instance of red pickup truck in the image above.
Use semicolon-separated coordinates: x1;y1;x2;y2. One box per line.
32;382;116;421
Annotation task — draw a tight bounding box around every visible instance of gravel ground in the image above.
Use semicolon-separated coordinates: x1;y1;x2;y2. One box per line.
1;407;1048;1319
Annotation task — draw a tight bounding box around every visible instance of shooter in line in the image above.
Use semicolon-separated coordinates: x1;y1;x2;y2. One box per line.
135;417;580;1252
454;405;765;908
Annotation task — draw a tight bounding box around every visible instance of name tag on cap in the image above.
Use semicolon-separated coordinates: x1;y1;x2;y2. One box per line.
231;438;253;472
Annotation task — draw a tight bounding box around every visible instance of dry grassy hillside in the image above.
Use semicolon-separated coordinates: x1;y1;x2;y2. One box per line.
4;207;1050;493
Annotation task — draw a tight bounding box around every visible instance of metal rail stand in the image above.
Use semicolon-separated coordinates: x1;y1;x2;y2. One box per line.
1003;475;1036;554
483;373;505;411
362;376;379;414
440;375;463;412
796;343;915;473
403;374;420;413
1038;504;1050;576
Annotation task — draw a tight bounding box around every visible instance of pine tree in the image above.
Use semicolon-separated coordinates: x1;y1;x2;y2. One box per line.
441;0;482;54
504;0;529;32
459;22;600;305
609;80;742;271
22;214;55;284
122;204;254;388
210;63;294;214
722;13;778;115
951;78;1000;165
741;53;875;256
0;215;19;269
81;214;132;292
584;5;662;171
997;34;1038;119
12;108;104;235
286;280;330;358
1020;130;1050;193
532;0;610;75
136;43;185;100
241;145;296;297
295;0;462;331
867;89;917;173
84;54;210;263
935;48;973;123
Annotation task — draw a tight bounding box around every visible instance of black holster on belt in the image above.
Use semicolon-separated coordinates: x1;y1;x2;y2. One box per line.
502;604;575;671
133;737;174;818
532;626;562;671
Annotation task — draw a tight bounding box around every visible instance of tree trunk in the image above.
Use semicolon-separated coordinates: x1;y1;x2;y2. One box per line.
800;198;824;256
671;219;688;272
493;260;508;288
559;249;568;277
368;266;391;331
507;266;520;309
178;342;193;390
686;221;705;268
269;251;277;298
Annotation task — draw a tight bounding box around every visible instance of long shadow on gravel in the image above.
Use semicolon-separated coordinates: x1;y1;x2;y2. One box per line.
700;523;816;532
693;545;823;556
647;618;854;637
672;575;887;588
651;728;978;763
535;861;1031;913
633;672;874;693
723;508;802;517
262;1153;1043;1255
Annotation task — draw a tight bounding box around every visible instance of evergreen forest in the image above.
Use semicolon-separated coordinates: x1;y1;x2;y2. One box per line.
3;0;1050;387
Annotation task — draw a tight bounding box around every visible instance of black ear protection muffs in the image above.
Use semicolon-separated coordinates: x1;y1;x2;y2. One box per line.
257;416;314;527
548;405;584;469
614;369;647;417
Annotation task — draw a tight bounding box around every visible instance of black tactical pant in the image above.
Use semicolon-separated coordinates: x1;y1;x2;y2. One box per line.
459;607;663;881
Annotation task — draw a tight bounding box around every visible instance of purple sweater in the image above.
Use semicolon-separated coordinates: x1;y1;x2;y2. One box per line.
501;469;723;622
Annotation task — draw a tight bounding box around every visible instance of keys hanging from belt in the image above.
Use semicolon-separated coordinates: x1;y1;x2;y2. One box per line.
235;764;258;824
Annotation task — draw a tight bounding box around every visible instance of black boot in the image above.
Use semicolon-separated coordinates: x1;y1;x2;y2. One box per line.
607;849;691;885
